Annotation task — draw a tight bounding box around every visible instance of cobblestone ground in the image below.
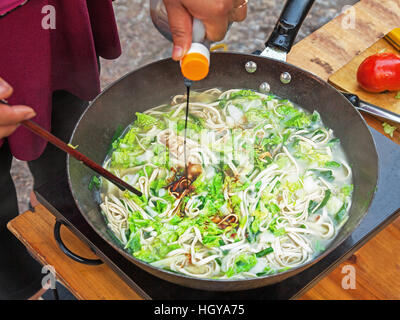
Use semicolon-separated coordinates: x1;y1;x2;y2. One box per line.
11;0;358;213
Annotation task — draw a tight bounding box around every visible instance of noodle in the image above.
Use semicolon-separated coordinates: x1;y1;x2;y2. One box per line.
98;88;354;279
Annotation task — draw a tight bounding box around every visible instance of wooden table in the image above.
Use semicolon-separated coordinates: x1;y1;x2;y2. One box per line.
8;0;400;300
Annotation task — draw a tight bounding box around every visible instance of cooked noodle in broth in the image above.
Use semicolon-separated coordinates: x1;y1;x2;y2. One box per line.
99;88;353;279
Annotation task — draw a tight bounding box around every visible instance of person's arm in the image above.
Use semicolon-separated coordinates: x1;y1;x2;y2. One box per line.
0;77;36;139
163;0;248;60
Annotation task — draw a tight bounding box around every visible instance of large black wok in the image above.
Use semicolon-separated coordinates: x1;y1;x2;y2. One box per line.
67;0;378;291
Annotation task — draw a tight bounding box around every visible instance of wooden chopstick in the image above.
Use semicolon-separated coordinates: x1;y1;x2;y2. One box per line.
1;99;142;197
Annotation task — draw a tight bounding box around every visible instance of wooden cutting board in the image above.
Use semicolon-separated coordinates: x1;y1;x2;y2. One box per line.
328;32;400;116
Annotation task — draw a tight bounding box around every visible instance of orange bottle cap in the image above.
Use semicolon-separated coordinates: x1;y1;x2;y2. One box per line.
181;52;209;81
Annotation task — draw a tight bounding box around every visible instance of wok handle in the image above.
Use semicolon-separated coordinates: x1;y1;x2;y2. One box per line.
265;0;315;53
342;92;400;124
54;220;103;266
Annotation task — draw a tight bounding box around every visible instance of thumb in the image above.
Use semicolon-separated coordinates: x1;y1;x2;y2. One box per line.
0;77;13;100
164;0;192;61
0;104;36;126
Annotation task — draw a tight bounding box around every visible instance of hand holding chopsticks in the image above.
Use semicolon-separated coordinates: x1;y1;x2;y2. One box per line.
0;98;142;197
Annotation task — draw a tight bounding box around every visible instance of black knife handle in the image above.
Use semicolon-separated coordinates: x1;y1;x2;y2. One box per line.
341;92;400;124
265;0;315;53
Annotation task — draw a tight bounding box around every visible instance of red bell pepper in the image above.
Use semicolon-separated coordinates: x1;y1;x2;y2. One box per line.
357;52;400;93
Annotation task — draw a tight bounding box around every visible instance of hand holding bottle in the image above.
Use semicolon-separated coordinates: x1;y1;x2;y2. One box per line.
163;0;248;61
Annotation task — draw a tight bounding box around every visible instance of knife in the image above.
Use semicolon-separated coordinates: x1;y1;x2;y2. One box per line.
341;92;400;124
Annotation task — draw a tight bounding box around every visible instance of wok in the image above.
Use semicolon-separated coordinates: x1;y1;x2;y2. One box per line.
67;0;378;291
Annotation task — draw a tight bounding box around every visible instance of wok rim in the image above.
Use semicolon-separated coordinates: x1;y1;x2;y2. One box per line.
67;51;379;290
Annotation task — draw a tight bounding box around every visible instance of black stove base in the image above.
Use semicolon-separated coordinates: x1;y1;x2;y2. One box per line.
36;127;400;299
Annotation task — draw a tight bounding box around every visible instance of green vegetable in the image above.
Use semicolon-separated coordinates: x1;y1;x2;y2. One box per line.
334;202;348;224
268;218;286;236
315;189;332;212
327;138;340;147
203;235;222;248
308;200;319;214
272;227;286;236
107;125;124;153
176;119;203;133
311;110;321;123
309;169;335;182
276;104;299;117
125;233;141;253
382;122;397;138
134;112;165;131
325;161;341;168
284;112;312;129
255;247;274;258
246;222;260;243
341;184;354;197
227;254;257;277
114;126;139;149
230;89;259;100
169;215;183;225
88;176;101;191
266;202;280;215
256;266;273;277
314;240;325;253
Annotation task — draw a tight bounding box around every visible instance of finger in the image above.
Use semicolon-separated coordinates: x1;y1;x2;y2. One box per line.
0;124;19;139
230;0;248;22
200;1;232;41
0;104;36;126
163;0;193;60
202;17;229;42
0;77;13;100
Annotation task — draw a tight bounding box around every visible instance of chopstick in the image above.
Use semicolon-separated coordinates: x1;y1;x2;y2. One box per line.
1;99;142;197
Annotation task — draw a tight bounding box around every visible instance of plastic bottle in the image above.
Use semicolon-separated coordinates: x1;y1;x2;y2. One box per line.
150;0;210;81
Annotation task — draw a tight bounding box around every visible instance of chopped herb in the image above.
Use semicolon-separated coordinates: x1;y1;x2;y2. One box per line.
255;247;274;258
335;203;348;224
325;161;341;168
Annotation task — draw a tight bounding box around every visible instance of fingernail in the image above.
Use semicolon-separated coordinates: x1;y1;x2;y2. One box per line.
14;105;36;120
172;46;184;60
24;110;36;120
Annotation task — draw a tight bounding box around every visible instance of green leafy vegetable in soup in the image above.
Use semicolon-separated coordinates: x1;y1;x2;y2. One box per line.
99;88;353;279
